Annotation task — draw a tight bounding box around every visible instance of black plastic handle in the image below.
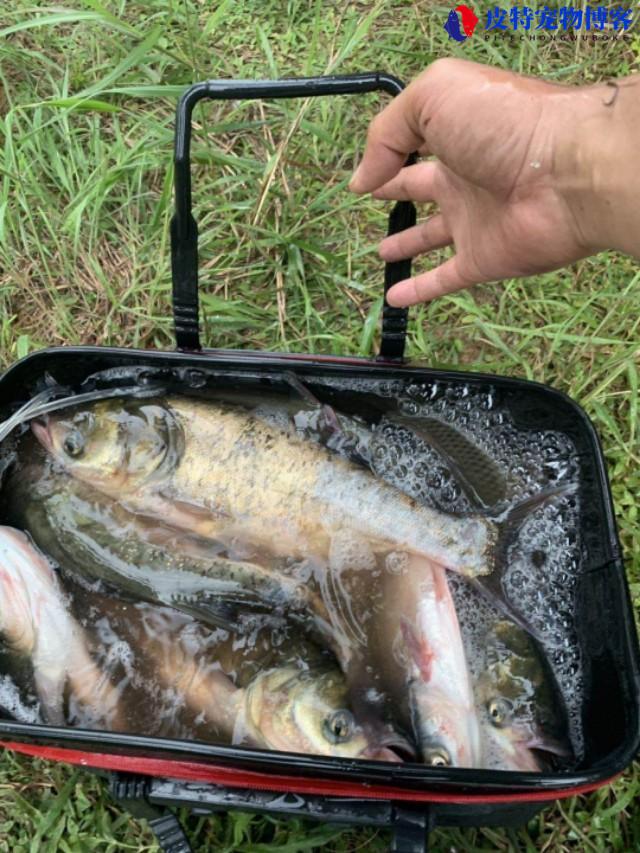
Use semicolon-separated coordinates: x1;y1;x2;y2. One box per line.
145;776;432;851
170;73;417;359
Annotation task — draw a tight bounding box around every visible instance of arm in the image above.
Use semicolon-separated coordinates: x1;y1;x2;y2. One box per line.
350;59;640;306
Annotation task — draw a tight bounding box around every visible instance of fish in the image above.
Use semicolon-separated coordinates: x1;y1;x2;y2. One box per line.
27;394;570;769
8;462;477;765
0;526;122;729
476;620;572;771
31;396;498;577
443;8;467;42
62;582;411;761
287;382;508;508
235;665;400;758
26;400;495;766
1;445;343;657
364;554;482;768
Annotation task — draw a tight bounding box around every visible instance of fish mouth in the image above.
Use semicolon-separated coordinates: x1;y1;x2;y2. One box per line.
368;746;404;763
31;417;53;452
493;728;571;772
506;718;572;761
364;733;417;764
523;734;572;762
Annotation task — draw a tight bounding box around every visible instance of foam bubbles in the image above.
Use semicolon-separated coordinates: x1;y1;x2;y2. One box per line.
0;674;41;724
0;370;586;764
320;379;585;759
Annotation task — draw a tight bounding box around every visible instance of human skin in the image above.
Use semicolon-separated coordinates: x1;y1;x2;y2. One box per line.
349;58;640;307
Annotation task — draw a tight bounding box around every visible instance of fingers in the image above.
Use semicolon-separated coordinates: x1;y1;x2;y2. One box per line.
386;256;479;307
379;214;452;262
372;161;440;203
349;85;425;194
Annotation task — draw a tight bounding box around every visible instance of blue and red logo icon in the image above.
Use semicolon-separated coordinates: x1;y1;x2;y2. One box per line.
444;4;480;41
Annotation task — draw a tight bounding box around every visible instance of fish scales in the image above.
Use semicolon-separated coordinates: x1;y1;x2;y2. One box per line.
32;396;496;575
166;398;495;575
26;394;512;767
2;454;334;639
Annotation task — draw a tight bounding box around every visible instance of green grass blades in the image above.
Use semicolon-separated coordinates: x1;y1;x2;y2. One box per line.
1;0;639;849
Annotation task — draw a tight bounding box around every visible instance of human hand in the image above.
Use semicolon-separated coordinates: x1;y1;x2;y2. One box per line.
350;59;639;307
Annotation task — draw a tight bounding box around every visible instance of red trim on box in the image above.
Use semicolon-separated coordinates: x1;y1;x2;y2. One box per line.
2;742;619;805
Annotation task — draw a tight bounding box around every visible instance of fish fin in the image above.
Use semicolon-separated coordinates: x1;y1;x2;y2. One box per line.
167;496;232;521
284;372;370;467
492;482;578;569
129;493;231;541
430;562;451;603
312;560;364;658
494;481;577;531
400;618;434;683
283;369;351;436
387;413;507;510
165;593;242;631
318;539;371;650
468;575;544;642
283;371;322;407
471;482;578;640
327;563;368;648
167;585;280;631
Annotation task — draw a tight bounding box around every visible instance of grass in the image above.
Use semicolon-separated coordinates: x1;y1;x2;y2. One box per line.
0;0;639;849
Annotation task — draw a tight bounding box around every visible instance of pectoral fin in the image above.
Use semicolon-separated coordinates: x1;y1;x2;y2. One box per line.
127;492;232;542
166;588;268;631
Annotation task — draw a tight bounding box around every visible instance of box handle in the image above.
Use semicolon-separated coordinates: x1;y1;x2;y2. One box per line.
144;776;433;851
171;73;417;360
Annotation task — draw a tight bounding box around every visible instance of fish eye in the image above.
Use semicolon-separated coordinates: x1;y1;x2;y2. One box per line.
424;747;451;767
487;697;514;728
323;710;354;744
63;429;85;459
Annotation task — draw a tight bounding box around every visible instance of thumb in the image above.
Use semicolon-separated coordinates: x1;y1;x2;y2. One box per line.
386;256;482;306
349;82;426;194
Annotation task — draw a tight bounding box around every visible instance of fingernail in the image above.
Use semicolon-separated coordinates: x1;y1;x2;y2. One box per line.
386;281;414;308
349;164;363;192
386;283;404;307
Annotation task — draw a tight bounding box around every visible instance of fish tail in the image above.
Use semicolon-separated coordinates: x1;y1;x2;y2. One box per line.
166;587;266;632
493;482;577;534
492;481;578;575
472;482;578;640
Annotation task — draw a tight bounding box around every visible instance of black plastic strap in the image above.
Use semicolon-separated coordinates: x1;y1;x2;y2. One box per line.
148;813;193;853
108;771;160;821
171;73;417;358
391;805;433;853
379;195;417;360
148;779;433;850
108;772;193;853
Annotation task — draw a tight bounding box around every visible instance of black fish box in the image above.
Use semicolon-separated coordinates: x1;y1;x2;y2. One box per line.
0;76;638;853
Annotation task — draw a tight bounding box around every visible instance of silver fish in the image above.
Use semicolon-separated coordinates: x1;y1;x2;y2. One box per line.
0;526;122;728
32;396;497;577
